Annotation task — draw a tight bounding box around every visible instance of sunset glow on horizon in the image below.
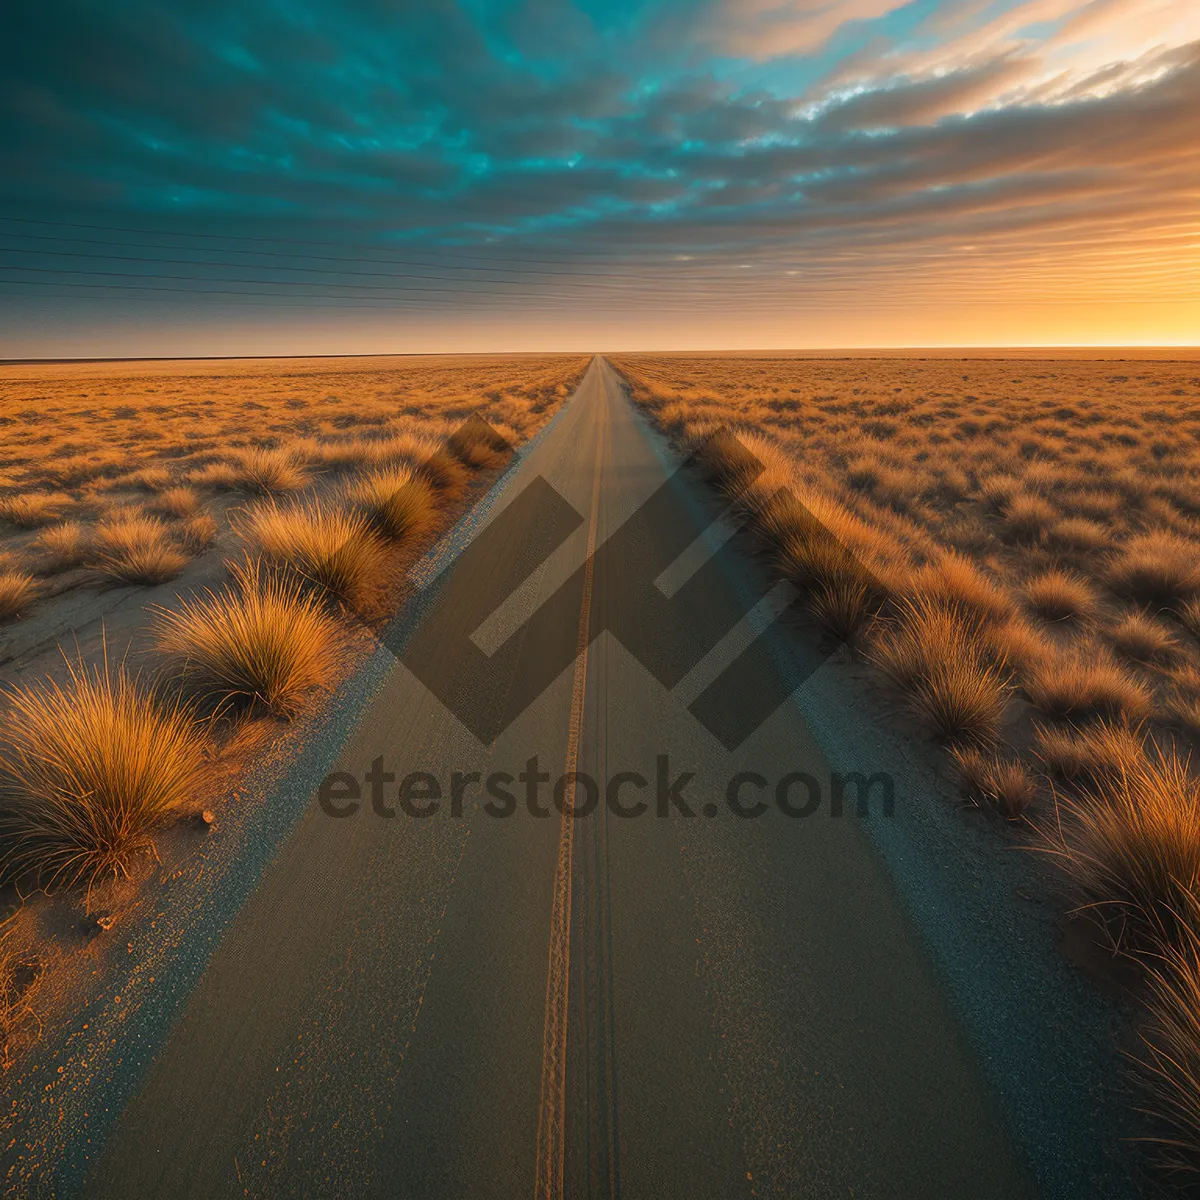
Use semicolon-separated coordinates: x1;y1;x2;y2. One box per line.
1;0;1197;356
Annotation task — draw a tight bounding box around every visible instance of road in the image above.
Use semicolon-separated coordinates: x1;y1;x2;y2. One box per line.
21;359;1120;1196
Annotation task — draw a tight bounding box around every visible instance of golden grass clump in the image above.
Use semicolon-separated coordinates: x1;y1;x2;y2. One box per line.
1050;746;1200;951
1178;599;1200;641
150;486;200;518
152;560;341;719
418;448;470;499
1135;908;1200;1179
1023;569;1099;624
0;494;62;529
1108;531;1200;608
0;660;204;891
446;419;511;470
951;746;1038;818
1110;612;1179;665
91;515;190;584
1002;493;1056;543
1033;719;1146;793
346;466;438;543
1026;650;1153;724
236;498;387;615
1047;516;1111;554
193;447;308;494
0;572;37;622
174;512;219;554
870;599;1012;745
32;521;86;573
913;552;1017;629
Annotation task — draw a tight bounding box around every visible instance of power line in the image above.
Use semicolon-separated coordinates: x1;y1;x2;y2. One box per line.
0;214;690;270
0;228;745;285
0;242;760;297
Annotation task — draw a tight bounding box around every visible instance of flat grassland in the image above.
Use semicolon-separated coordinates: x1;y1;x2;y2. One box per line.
0;352;587;1062
612;351;1200;1174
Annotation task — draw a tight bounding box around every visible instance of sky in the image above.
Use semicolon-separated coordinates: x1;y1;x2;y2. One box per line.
0;0;1197;356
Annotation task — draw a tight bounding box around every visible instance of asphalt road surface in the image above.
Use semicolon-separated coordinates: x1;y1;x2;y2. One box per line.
20;359;1117;1197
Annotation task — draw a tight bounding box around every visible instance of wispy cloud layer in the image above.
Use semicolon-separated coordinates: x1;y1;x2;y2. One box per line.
0;0;1195;349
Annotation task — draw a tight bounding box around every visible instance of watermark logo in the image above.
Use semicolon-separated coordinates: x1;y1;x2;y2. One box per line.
317;756;895;822
387;420;854;750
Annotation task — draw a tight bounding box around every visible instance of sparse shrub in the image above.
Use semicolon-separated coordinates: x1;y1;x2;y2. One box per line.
1024;569;1098;623
90;515;190;584
152;560;341;719
0;660;204;891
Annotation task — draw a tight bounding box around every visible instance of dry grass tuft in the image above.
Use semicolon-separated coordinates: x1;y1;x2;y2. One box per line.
806;577;880;644
1034;720;1146;793
236;498;387;615
1047;516;1112;554
418;448;470;499
1002;493;1056;543
1175;599;1200;641
913;553;1017;629
1050;746;1200;951
193;447;308;495
0;659;203;892
1108;532;1200;608
0;495;62;529
346;466;438;543
1026;650;1153;724
150;487;199;518
32;522;86;574
1110;612;1180;664
153;560;341;719
1135;910;1200;1179
446;419;511;470
91;515;190;584
1024;569;1099;624
0;572;37;622
870;599;1011;745
951;745;1038;818
174;512;219;554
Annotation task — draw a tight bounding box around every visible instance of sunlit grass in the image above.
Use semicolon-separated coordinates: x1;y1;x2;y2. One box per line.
152;559;341;719
0;658;204;892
